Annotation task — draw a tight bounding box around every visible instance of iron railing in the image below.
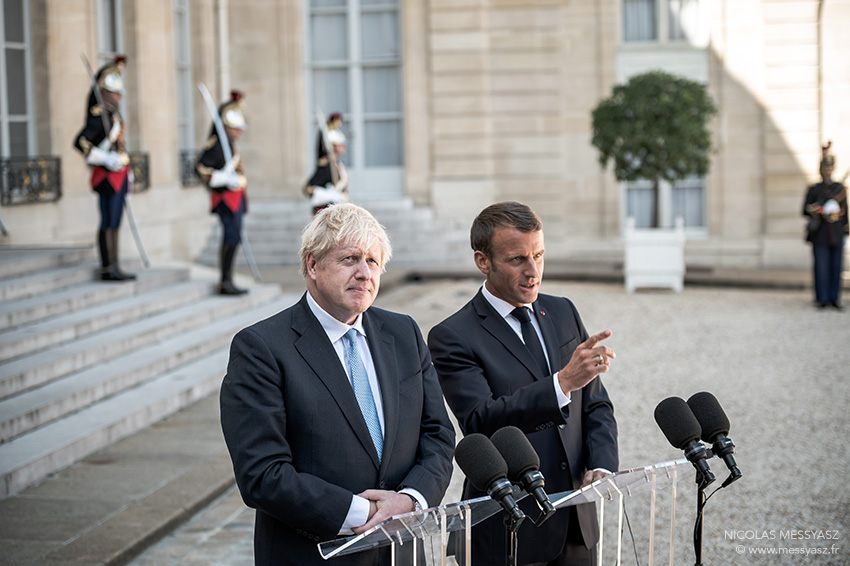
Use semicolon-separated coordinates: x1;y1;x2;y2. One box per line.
128;152;150;193
180;149;202;187
0;156;62;206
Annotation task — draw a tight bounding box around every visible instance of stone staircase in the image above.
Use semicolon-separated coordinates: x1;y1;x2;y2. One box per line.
196;198;471;268
0;246;298;499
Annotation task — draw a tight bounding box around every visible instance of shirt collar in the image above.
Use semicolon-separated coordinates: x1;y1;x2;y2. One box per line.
481;282;533;320
306;291;366;343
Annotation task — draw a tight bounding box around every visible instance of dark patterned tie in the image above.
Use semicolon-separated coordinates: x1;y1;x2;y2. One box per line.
343;329;383;460
511;307;550;376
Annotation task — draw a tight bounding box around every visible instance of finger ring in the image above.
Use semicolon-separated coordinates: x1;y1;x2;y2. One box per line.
598;354;604;365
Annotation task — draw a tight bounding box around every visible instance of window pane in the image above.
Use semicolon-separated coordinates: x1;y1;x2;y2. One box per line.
363;66;400;113
312;69;349;116
626;184;655;228
99;0;118;53
9;121;28;157
361;11;399;60
311;0;345;7
669;0;699;42
6;48;27;115
311;14;347;61
672;182;705;227
4;0;24;43
623;0;656;42
365;120;402;166
362;0;397;5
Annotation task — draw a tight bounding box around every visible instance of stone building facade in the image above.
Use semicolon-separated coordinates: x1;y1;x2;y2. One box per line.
1;0;848;269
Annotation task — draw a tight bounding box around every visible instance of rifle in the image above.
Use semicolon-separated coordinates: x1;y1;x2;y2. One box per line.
81;53;149;268
197;82;262;282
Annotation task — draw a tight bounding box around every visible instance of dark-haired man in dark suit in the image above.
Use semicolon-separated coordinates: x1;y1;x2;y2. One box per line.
428;201;618;566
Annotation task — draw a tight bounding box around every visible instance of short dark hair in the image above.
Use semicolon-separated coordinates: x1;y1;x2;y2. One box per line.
470;201;542;258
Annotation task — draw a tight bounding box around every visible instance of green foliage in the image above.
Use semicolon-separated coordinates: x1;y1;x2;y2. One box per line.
591;70;717;184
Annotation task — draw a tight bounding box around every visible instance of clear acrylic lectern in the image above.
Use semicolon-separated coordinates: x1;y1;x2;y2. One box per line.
318;459;693;565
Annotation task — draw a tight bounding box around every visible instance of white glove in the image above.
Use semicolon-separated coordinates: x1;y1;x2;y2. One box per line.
823;199;840;215
210;168;241;188
310;186;344;207
86;147;125;171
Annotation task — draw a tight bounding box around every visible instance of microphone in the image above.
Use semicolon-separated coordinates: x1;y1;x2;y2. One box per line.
687;392;742;487
490;426;556;525
654;397;715;487
455;433;526;529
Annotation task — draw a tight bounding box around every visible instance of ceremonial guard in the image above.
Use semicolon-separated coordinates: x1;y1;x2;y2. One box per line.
303;112;348;215
803;142;848;309
74;55;135;281
196;91;249;296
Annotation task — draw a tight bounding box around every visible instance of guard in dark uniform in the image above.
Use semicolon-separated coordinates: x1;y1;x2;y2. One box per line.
196;91;249;295
803;142;848;309
303;125;349;216
74;55;135;281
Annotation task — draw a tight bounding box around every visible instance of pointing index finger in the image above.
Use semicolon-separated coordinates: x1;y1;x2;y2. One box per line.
583;329;612;350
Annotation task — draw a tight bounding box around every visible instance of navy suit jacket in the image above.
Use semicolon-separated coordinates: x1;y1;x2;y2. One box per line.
428;290;618;565
221;294;455;565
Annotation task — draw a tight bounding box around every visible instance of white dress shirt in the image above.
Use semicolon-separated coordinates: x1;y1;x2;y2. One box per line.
480;283;571;408
306;292;426;534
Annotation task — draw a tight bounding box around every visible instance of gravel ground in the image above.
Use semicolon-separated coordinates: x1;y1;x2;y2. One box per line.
375;278;850;565
132;279;850;566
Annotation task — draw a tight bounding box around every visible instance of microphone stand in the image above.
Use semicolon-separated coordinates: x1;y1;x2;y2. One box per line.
694;476;707;566
504;512;522;566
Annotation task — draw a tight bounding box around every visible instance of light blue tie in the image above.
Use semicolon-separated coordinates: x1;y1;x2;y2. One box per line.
343;329;383;461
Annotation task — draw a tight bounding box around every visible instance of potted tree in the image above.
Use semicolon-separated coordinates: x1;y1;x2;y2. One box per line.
591;70;717;291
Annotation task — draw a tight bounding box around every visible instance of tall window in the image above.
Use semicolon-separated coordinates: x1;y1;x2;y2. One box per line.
306;0;404;197
173;0;194;150
97;0;123;66
0;0;33;157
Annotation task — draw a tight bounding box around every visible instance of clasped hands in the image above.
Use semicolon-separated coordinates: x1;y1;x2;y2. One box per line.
352;489;416;534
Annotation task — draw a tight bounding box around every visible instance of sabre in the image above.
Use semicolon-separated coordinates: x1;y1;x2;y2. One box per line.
315;105;339;185
197;82;262;283
80;53;149;268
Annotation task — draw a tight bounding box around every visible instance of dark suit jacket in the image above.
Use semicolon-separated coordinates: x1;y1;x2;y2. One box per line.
428;290;618;566
221;294;455;565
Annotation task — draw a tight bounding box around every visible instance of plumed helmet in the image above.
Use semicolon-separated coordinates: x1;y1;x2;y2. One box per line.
327;128;346;146
821;141;836;169
97;55;126;94
220;90;247;130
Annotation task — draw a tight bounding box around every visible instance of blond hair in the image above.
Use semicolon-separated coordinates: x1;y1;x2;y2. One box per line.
299;203;393;277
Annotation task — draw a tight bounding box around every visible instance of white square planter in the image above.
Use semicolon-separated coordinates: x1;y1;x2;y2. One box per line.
624;216;685;293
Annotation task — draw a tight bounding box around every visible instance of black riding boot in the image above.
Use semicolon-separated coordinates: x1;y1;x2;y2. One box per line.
107;229;136;281
219;243;247;295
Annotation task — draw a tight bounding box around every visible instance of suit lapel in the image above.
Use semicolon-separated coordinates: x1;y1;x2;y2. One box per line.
364;311;396;470
291;297;381;468
533;300;560;373
472;291;545;380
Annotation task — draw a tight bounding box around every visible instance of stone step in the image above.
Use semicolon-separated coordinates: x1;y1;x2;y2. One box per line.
0;279;269;399
0;263;96;303
0;246;95;280
0;280;213;361
0;267;190;332
0;286;292;444
0;293;298;499
197;198;471;268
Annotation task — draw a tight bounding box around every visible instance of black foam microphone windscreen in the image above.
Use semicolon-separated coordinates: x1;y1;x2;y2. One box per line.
455;433;509;491
653;396;702;449
490;426;539;481
687;391;731;441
